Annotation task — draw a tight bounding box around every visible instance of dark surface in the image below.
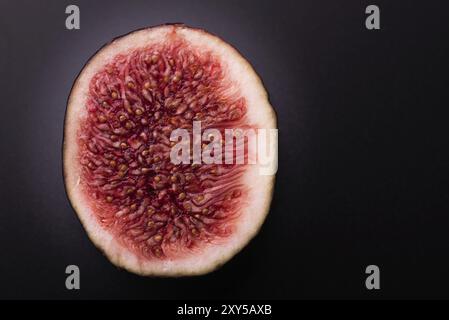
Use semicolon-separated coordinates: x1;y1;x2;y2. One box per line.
0;0;448;299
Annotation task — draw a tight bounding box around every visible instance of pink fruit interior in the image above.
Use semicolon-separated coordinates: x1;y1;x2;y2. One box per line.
77;40;251;260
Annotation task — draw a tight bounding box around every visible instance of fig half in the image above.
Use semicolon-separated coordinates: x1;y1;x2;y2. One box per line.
63;25;277;276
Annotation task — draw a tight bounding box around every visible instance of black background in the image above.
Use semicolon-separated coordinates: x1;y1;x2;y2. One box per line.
0;0;448;299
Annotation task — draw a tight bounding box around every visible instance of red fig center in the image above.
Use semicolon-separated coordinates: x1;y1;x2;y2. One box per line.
77;40;249;260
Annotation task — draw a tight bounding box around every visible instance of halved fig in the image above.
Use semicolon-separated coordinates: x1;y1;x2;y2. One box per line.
63;24;277;276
